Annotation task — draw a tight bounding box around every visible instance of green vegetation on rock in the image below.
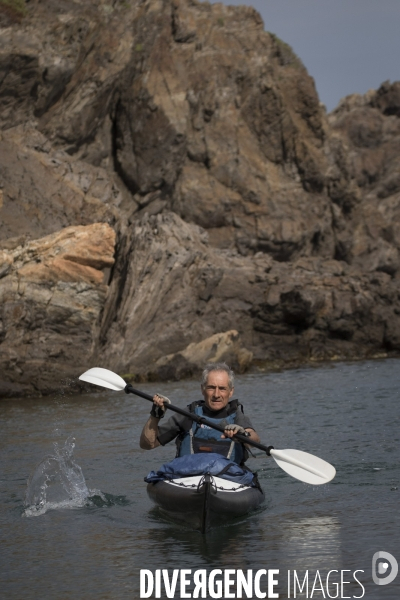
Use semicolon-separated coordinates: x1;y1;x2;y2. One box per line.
269;32;304;70
0;0;26;17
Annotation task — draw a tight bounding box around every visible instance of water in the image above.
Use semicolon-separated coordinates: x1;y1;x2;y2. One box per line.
23;436;92;517
1;359;399;599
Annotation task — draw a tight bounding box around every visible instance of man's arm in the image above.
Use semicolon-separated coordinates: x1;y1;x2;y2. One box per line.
140;415;161;449
139;394;168;450
244;428;260;444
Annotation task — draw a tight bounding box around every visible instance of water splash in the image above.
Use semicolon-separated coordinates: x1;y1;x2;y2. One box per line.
24;436;96;517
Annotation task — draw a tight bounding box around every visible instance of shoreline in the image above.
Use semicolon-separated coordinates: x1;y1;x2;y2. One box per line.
2;352;399;401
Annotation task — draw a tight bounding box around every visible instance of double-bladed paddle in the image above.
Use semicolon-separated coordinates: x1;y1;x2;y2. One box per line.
79;367;336;485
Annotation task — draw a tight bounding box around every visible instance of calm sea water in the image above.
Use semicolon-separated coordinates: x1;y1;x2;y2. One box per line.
1;359;399;599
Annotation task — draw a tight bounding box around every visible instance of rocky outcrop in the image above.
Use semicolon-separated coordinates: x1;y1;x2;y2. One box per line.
0;126;127;242
0;0;399;395
326;82;400;274
0;223;115;395
94;211;399;382
152;330;253;381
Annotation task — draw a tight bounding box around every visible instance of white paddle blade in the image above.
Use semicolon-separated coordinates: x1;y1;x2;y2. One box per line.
79;367;127;391
271;449;336;485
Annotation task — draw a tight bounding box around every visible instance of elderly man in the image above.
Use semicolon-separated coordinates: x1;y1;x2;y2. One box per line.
140;362;260;465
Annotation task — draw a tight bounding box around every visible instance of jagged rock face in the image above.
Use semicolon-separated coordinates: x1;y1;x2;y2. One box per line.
1;0;333;260
111;0;333;261
327;83;400;273
95;211;400;381
0;224;115;396
0;0;399;395
0;127;127;242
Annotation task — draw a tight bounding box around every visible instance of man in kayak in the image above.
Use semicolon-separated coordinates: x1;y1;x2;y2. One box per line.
140;362;260;465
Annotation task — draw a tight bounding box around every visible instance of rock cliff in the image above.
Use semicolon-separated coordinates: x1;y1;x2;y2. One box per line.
0;0;399;396
0;223;115;395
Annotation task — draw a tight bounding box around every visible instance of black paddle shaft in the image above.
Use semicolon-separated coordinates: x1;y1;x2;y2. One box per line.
125;384;273;455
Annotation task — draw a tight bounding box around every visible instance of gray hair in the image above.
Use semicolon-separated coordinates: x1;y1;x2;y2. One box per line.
201;362;235;390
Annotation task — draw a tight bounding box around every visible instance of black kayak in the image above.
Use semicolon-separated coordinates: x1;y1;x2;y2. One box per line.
147;473;264;533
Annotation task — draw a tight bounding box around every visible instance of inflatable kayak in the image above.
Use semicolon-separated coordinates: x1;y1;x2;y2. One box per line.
147;472;264;533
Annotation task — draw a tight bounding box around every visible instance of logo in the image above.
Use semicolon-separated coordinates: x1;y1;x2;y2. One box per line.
372;551;398;586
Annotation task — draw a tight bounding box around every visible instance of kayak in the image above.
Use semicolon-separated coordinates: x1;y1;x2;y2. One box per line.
146;473;264;533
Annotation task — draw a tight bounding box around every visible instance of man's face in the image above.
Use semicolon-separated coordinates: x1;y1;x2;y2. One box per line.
202;370;234;411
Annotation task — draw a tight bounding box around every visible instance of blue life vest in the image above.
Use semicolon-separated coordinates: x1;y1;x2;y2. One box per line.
177;401;246;465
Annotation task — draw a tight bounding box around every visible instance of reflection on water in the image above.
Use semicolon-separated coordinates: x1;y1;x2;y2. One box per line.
147;507;262;565
133;512;343;597
145;512;341;570
281;516;341;570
